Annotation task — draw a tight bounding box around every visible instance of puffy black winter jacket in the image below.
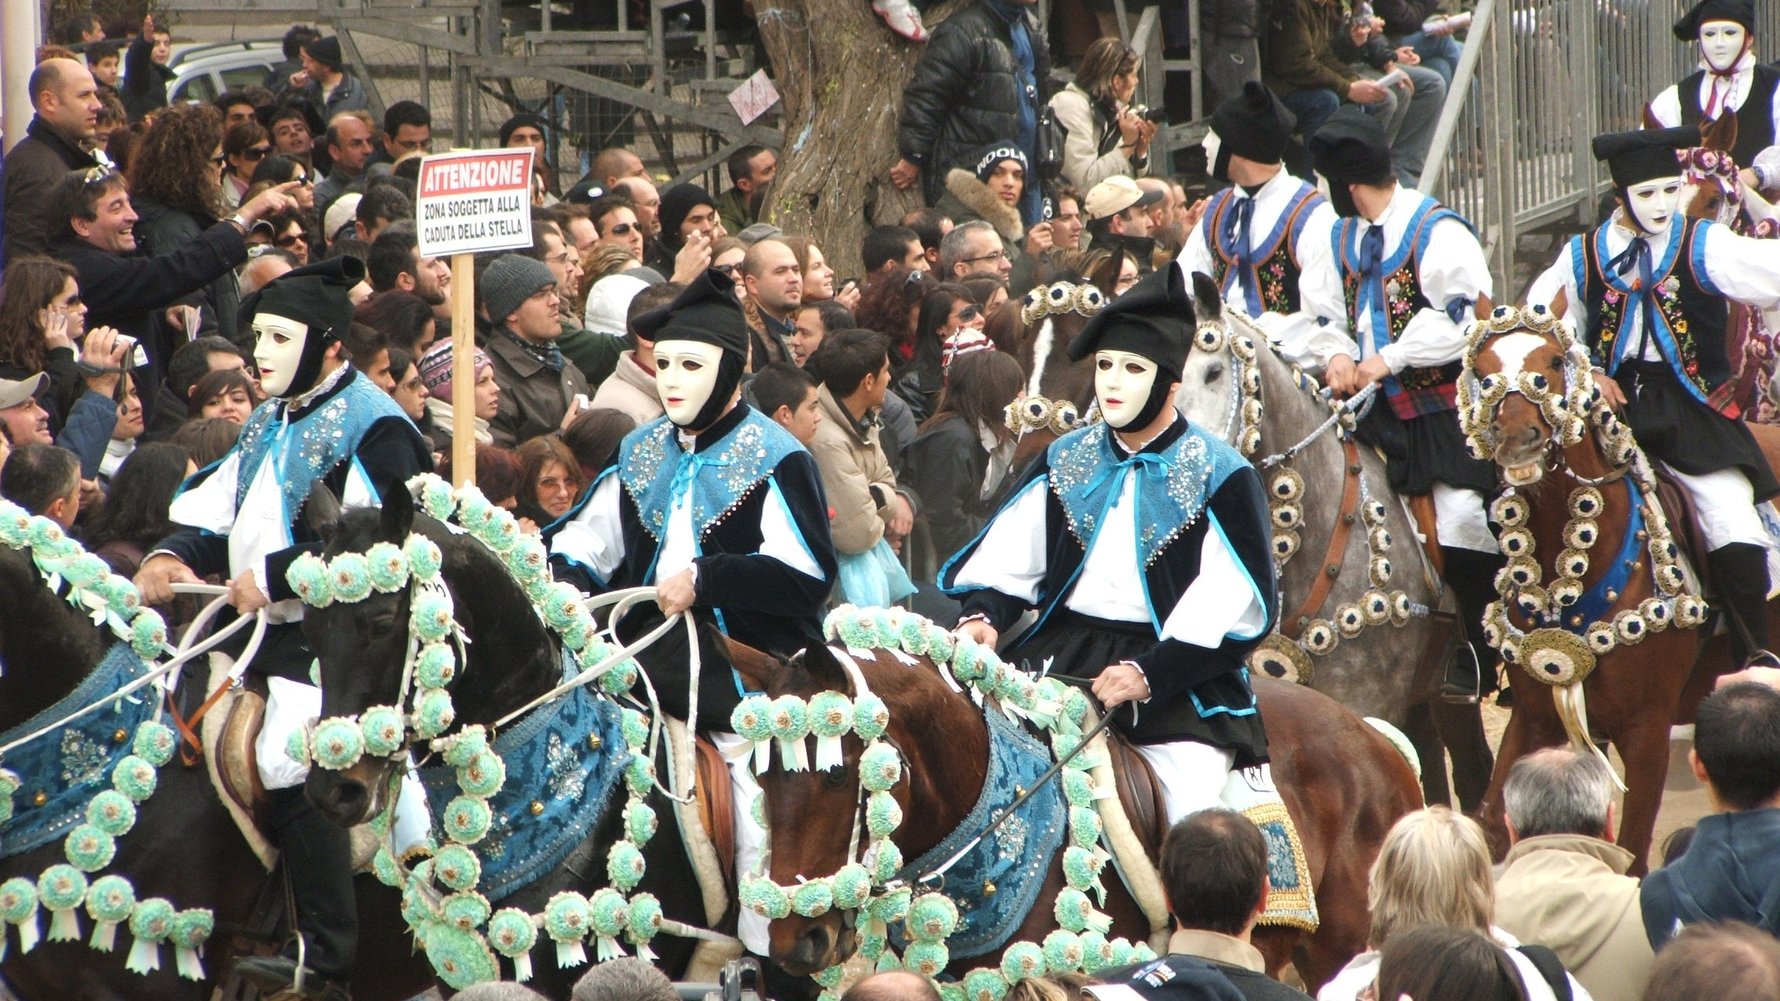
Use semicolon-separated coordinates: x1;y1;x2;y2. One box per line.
898;0;1053;207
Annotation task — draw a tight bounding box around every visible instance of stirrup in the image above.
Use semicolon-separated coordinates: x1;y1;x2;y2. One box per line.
1742;648;1780;670
1441;641;1481;705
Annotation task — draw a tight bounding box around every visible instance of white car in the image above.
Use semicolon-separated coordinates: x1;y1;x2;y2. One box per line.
122;39;286;105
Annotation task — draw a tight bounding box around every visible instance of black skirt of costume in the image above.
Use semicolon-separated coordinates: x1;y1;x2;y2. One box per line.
1619;361;1780;502
1011;610;1270;768
1355;399;1498;496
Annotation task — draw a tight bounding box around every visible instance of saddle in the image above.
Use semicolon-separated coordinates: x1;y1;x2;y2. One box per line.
1101;732;1170;858
692;733;737;887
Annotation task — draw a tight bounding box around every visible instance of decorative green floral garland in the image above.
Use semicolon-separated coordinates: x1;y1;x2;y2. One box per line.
0;498;213;979
739;603;1156;1001
1457;305;1708;687
285;474;663;989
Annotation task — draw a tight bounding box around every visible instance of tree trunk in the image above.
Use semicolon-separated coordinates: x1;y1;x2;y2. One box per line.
755;2;953;276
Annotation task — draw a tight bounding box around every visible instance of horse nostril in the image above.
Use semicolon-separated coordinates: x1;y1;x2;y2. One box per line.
329;780;368;820
793;925;832;969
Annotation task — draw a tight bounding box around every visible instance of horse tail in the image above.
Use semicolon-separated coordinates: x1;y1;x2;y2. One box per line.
1363;716;1423;784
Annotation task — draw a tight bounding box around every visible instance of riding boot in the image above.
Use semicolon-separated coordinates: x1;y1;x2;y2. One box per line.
1441;547;1508;703
1709;542;1773;666
234;787;357;999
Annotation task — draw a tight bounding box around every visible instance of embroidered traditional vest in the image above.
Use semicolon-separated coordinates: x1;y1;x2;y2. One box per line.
618;408;806;542
1679;64;1780;169
1202;183;1325;318
231;371;405;521
1575;218;1737;415
1332;197;1471;420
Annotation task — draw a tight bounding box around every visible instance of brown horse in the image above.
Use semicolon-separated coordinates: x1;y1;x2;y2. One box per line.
0;546;431;1001
1678;146;1780;422
1460;299;1780;871
724;634;1422;992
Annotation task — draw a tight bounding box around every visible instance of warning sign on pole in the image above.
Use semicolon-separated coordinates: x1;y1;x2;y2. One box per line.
415;148;535;258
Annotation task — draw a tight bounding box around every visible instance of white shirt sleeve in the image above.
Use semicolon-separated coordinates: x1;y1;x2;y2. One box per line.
1525;239;1582;315
549;471;626;583
1646;85;1682;128
1377;216;1491;372
1159;509;1268;646
947;476;1050;604
1269;201;1359;371
167;450;242;535
1179;215;1214;280
757;478;826;580
1700;222;1780;309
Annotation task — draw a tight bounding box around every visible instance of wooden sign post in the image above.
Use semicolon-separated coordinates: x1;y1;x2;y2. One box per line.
415;148;535;486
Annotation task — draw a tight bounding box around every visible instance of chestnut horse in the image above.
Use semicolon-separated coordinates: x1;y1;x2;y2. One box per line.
1678;146;1780;421
1460;300;1780;871
0;548;430;1001
726;634;1423;992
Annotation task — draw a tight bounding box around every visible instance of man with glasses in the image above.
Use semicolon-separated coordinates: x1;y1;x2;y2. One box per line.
4;57;104;263
529;217;621;389
938;220;1014;282
479;253;592;446
50;167;300;417
589;194;646;262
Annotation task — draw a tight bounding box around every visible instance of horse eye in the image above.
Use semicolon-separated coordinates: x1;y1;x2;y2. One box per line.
821;768;851;790
1203;362;1225;384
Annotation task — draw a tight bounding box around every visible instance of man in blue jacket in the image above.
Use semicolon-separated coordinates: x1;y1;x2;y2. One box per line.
1642;680;1780;947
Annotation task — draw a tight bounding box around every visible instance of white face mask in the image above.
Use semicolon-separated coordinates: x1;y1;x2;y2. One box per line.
654;340;726;426
252;313;312;398
1094;349;1160;430
1699;20;1748;72
1625;176;1684;235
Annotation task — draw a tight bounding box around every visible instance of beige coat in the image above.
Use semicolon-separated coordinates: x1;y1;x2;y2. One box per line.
589;351;664;426
809;385;899;555
1494;834;1654;1001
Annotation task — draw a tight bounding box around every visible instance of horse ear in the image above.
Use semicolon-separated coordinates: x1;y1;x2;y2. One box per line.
792;640;853;693
1548;288;1569;321
712;626;786;693
1189;270;1222;322
305;482;342;540
381;482;414;540
1474;294;1494;320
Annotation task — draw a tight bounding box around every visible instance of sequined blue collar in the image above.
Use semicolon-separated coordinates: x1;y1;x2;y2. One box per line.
1047;420;1246;567
619;405;806;541
232;369;409;521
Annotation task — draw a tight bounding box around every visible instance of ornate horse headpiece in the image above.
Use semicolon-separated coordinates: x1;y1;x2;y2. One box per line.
1009;280;1109;436
1457;303;1599;460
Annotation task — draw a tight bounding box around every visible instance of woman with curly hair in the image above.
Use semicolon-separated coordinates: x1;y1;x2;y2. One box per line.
854;265;939;370
126;103;244;336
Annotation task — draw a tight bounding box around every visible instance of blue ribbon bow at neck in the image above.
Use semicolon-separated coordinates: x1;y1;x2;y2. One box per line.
1083;448;1173;496
1222;196;1260;314
666;443;732;507
1605;235;1658;361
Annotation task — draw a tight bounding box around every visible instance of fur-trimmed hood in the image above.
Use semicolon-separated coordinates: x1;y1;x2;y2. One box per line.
944;168;1025;242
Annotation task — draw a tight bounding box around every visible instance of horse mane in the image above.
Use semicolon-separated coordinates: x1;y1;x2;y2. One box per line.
0;544;109;732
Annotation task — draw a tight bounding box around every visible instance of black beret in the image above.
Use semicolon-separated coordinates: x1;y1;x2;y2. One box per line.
1675;0;1754;39
1066;263;1194;380
1592;126;1699;188
632;268;749;358
242;256;365;342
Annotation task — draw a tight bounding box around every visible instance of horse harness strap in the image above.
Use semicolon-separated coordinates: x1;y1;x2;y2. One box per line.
1282;437;1364;640
693;735;737;886
167;671;243;768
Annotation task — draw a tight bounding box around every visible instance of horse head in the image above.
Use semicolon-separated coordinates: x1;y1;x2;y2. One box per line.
297;482;557;826
1008;277;1108;463
1173;270;1268;451
1679;146;1743;226
1457;294;1597;487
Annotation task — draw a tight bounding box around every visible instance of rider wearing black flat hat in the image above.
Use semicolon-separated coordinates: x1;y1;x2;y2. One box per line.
1529;125;1780;666
135;257;433;1001
1308;107;1503;706
1647;0;1778;170
941;264;1280;825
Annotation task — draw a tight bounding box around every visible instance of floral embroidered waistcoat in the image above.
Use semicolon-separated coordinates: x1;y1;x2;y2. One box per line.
1202;183;1325;317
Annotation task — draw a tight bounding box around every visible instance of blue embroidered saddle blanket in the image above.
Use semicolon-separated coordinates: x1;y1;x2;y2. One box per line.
889;706;1067;958
420;683;627;902
1;644;156;859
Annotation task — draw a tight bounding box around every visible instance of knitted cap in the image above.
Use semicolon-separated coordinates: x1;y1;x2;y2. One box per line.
498;113;547;147
1308;107;1395;216
417;339;491;398
479;254;557;325
968;141;1030;183
658;184;717;240
583;273;652;337
304;36;344;71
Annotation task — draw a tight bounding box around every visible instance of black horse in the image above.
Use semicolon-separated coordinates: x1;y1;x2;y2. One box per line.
0;545;431;1001
300;487;712;995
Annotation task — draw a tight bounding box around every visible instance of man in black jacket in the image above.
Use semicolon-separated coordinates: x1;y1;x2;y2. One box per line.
893;0;1052;221
49;168;299;423
3;58;103;264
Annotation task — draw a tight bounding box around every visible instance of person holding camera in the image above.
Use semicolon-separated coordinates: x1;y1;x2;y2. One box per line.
1048;37;1158;193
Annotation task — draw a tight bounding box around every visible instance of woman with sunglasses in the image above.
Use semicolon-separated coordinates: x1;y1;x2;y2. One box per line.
221;121;273;210
250;154;318;215
893;281;985;422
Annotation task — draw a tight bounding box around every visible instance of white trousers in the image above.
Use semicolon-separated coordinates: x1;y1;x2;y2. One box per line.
708;730;771;955
1134;741;1237;826
257;677;432;854
1663;464;1769;550
1433;482;1499;554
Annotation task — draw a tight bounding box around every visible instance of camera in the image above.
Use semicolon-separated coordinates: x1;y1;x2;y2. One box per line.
1133;105;1169;124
